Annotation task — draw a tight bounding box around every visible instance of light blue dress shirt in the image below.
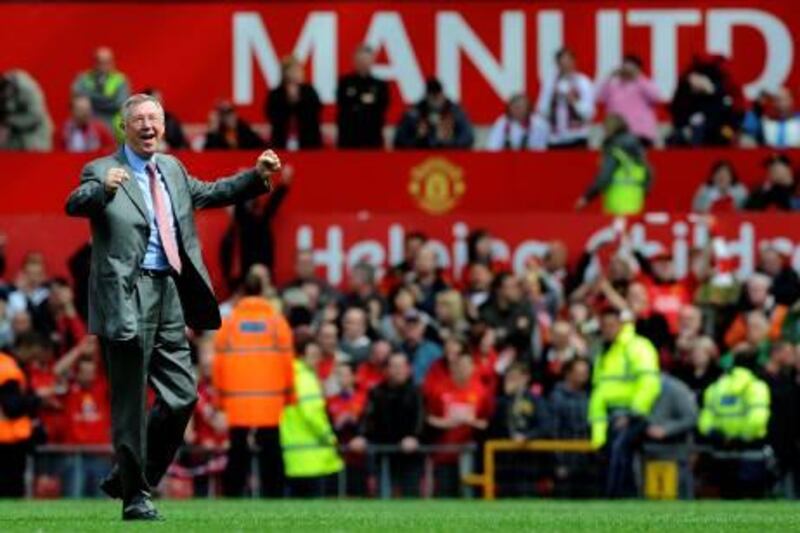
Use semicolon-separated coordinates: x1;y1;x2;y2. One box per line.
123;144;178;271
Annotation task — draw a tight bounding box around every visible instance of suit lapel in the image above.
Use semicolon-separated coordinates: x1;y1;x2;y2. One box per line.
114;149;148;221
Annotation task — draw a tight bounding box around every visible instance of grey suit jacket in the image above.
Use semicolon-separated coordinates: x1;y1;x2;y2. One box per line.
65;148;270;340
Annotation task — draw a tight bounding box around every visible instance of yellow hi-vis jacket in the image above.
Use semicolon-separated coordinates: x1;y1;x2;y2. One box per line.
698;367;770;442
602;147;648;216
588;323;661;448
280;359;343;478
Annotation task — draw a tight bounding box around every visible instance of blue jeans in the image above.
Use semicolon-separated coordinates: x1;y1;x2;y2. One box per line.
60;454;112;498
605;419;646;498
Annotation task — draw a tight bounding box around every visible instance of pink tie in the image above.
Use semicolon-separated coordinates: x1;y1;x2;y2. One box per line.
146;163;182;274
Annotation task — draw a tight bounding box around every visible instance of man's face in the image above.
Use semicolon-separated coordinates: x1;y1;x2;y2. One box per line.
94;48;114;74
500;276;521;303
296;251;315;279
626;283;649;316
23;260;46;287
759;249;783;277
336;364;355;390
354;49;374;75
303;342;323;370
678;306;701;334
402;318;425;343
71;97;92;124
405;236;425;262
652;258;674;281
747;278;770;306
600;314;622;343
503;367;528;394
452;355;474;385
415;248;437;276
386;354;410;385
567;360;590;389
620;59;639;79
370;340;391;365
775;88;794;116
544;241;568;272
551;321;572;350
508;96;530;122
11;311;32;336
317;324;339;353
767;162;794;187
745;312;770;344
76;360;97;387
468;263;493;291
342;310;365;339
557;51;575;74
124;100;165;157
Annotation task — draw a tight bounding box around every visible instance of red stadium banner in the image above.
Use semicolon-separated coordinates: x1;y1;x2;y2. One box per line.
0;1;797;126
1;149;799;294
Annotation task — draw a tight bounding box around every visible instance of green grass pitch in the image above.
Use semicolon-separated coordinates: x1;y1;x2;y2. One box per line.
0;500;798;532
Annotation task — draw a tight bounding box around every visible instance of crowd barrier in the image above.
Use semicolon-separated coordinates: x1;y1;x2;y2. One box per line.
28;439;790;500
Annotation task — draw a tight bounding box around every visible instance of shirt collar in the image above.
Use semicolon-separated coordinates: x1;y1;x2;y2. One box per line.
123;144;156;173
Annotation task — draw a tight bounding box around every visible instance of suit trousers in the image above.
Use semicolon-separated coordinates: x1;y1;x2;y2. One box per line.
100;272;198;502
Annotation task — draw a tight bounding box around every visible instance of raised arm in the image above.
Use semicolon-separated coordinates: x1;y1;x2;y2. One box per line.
180;150;281;210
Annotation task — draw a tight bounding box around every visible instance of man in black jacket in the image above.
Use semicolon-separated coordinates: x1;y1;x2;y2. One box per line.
265;56;322;150
350;352;424;496
336;45;389;148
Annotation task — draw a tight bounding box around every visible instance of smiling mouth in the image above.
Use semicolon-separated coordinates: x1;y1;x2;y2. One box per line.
139;131;156;141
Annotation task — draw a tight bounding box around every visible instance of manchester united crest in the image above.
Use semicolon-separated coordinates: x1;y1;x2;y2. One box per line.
408;157;465;215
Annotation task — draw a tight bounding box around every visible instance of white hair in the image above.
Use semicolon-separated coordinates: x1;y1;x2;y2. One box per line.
120;93;164;124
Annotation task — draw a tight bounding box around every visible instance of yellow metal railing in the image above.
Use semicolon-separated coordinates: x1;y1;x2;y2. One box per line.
463;439;595;500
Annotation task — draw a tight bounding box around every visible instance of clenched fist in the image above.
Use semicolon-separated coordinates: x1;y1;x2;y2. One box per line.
104;167;130;194
256;150;281;180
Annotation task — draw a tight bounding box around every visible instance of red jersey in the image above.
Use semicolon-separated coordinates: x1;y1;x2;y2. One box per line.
646;281;691;334
355;361;384;394
422;358;450;400
317;353;336;383
426;376;492;463
27;361;67;443
327;390;366;433
191;379;228;448
62;378;110;445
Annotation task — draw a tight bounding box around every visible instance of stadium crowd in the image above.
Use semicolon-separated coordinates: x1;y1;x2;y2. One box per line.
1;213;799;499
2;44;800;153
1;40;799;501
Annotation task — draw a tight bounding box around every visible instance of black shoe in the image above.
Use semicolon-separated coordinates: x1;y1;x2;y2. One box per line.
122;494;163;521
100;469;122;500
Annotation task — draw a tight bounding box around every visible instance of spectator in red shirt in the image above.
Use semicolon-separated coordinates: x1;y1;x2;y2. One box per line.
60;354;112;497
423;336;465;400
34;278;86;356
425;352;491;497
327;362;367;496
59;94;115;153
316;322;347;393
355;339;389;395
636;251;691;334
14;332;66;443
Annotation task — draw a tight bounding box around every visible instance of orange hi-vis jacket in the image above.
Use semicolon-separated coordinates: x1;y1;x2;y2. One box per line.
213;297;295;428
0;352;33;444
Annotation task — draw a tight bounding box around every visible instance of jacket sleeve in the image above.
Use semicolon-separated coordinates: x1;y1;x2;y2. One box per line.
582;151;617;201
588;369;608;449
744;380;770;440
0;381;39;419
296;387;337;445
629;337;662;417
279;319;297;405
177;158;271;210
660;381;698;437
697;385;715;435
65;162;112;218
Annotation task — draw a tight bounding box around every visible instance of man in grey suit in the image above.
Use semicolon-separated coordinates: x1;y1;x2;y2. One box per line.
65;93;281;520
